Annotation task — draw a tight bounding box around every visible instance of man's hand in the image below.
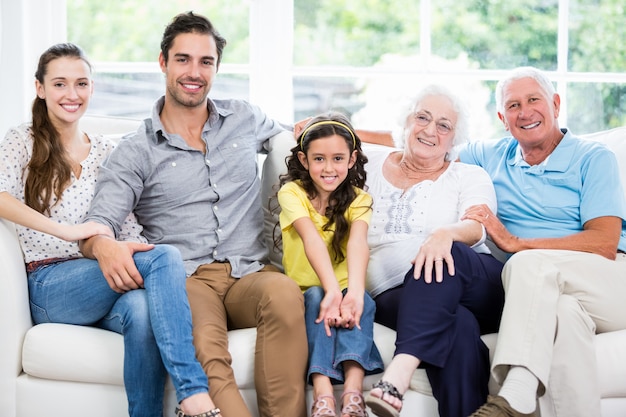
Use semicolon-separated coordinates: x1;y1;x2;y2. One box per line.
462;204;519;253
89;237;154;293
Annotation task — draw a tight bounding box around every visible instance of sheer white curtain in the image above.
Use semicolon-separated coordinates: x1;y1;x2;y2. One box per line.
0;0;66;135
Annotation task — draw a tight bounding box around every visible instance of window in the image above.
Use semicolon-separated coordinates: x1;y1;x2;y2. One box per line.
66;0;626;137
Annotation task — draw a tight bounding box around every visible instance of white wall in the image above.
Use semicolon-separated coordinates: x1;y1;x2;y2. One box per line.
0;0;66;136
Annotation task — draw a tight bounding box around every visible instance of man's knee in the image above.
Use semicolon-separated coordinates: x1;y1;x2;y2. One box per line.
256;272;305;322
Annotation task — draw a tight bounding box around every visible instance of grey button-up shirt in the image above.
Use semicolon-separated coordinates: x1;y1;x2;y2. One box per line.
85;96;287;276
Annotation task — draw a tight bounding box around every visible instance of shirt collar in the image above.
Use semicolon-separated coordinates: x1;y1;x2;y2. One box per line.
508;128;573;174
150;96;235;138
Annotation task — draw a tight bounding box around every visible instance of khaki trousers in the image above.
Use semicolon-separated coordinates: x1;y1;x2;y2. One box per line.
492;250;626;417
186;262;307;417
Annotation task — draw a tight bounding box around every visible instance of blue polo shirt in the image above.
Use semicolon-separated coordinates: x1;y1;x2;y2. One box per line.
458;129;626;251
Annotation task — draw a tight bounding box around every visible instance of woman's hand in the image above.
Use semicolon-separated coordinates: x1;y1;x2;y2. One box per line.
412;229;455;283
339;289;364;330
57;221;114;242
315;288;343;337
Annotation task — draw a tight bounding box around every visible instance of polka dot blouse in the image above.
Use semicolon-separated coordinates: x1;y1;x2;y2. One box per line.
0;123;146;263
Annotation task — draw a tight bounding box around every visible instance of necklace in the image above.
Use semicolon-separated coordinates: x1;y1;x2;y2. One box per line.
399;158;447;180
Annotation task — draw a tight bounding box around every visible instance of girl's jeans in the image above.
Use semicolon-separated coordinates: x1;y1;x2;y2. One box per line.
303;286;384;383
28;244;208;417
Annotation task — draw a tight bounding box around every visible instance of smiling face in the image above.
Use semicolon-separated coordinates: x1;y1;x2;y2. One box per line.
36;56;93;127
298;134;356;198
404;94;457;164
159;32;217;109
498;77;561;147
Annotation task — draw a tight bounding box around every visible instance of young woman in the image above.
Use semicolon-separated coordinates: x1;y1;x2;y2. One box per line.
0;43;220;417
276;112;384;417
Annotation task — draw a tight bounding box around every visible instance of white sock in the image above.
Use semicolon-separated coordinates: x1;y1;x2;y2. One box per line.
498;366;539;414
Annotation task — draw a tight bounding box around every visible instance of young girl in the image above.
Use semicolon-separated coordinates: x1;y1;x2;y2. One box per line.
276;112;384;417
0;43;219;417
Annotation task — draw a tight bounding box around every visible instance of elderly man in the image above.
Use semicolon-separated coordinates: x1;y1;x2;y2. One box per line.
460;66;626;417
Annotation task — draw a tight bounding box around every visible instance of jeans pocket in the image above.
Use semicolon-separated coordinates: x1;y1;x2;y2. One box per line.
29;300;50;324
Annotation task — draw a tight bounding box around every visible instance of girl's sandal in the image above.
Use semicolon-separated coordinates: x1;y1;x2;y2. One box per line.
364;380;403;417
340;390;368;417
175;407;221;417
311;394;337;417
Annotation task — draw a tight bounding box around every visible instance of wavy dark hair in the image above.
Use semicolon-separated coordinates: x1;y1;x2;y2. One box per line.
25;43;92;215
275;111;369;262
161;11;227;68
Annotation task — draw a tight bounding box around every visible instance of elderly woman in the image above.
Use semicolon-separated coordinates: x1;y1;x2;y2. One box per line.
362;85;505;417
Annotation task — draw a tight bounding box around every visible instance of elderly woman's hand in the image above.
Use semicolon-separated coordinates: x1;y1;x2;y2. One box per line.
412;229;455;283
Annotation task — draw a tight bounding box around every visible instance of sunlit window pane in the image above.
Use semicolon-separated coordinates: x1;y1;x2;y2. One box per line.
569;0;626;73
432;0;559;70
292;76;365;122
67;0;249;63
567;83;626;134
294;0;421;66
89;72;249;120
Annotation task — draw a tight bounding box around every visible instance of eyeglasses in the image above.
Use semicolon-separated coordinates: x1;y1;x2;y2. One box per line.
413;112;455;135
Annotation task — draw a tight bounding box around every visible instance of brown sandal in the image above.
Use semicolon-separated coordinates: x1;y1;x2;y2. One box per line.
175;407;221;417
340;390;368;417
311;394;337;417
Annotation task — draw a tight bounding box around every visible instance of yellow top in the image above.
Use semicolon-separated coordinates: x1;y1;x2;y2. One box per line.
278;181;372;291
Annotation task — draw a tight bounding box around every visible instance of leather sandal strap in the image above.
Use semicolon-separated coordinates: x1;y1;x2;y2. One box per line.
372;380;404;401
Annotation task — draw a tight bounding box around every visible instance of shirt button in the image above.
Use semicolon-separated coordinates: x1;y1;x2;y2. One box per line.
232;143;238;148
213;250;218;257
214;206;218;211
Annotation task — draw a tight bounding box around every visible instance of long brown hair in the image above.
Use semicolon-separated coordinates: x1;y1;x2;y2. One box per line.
25;43;92;215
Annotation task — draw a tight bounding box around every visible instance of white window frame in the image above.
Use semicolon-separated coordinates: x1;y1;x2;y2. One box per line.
3;0;626;136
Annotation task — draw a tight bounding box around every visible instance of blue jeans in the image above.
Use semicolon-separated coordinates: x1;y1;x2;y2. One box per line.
28;245;209;417
303;286;384;384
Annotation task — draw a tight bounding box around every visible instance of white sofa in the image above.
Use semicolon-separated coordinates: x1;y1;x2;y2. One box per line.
1;115;626;417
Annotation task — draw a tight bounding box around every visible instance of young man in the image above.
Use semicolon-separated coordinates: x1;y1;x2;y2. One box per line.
81;12;307;417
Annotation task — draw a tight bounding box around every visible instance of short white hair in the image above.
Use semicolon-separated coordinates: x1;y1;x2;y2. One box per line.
399;84;470;160
495;66;556;113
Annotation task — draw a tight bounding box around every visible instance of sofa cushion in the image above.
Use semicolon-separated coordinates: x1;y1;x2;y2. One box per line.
21;322;390;390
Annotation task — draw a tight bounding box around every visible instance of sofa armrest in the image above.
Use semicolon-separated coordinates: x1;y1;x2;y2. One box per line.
0;218;33;414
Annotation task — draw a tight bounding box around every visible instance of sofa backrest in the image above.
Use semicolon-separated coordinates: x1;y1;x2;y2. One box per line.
580;127;626;196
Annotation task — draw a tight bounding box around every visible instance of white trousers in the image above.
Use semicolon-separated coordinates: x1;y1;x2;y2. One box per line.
491;250;626;417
